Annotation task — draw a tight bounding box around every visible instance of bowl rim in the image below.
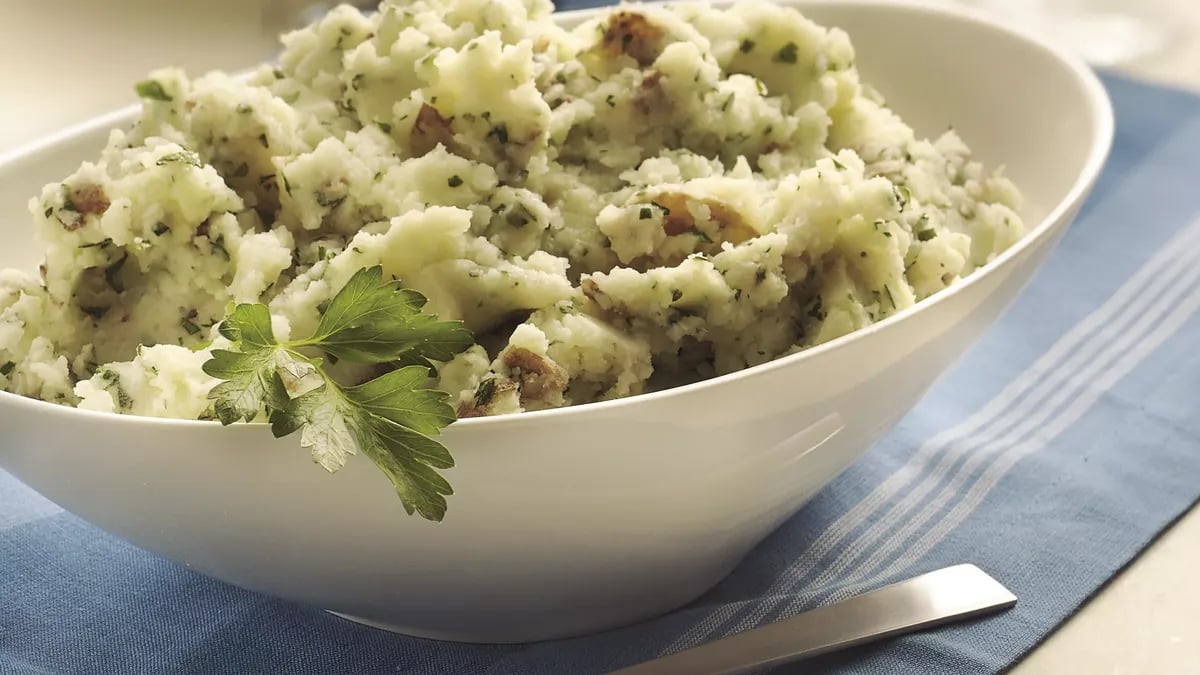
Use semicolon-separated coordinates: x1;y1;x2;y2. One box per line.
0;0;1114;431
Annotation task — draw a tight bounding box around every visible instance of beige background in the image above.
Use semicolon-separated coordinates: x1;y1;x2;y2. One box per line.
1;1;1198;672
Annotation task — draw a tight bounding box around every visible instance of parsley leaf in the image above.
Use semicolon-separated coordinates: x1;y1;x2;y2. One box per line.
202;266;474;521
300;266;473;364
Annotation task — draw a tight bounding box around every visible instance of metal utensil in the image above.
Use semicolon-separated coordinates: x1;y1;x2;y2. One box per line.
609;564;1017;675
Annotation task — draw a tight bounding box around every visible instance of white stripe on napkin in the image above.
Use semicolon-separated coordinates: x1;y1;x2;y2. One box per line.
664;213;1200;651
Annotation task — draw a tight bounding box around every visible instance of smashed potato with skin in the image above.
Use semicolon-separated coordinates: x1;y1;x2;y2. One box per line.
1;0;1024;421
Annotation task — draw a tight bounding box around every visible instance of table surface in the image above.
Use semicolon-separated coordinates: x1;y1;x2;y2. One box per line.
2;2;1198;673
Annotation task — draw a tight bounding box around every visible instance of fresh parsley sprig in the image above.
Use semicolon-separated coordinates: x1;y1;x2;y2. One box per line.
201;266;474;521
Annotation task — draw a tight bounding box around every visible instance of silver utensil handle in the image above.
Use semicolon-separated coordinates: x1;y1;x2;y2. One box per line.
609;564;1017;675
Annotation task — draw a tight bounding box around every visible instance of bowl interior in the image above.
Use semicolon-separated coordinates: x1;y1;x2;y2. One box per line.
799;0;1105;223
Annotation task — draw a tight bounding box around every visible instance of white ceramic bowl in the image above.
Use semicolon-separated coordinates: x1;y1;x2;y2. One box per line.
0;0;1110;643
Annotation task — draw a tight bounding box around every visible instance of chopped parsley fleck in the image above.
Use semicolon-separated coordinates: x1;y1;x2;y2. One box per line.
650;201;671;216
0;362;13;377
470;372;494;403
80;305;109;320
917;228;937;242
773;42;799;64
808;295;826;321
670;289;683;302
104;254;128;293
211;236;229;259
505;204;532;228
153;222;169;236
315;190;345;208
135;79;172;102
181;318;202;335
156;151;201;168
378;122;392;134
639;206;653;220
739;38;755;53
447;175;464;188
755;266;768;283
236;103;253;114
606;93;617;107
59;186;78;213
43;206;53;218
273;68;285;79
257;133;269;148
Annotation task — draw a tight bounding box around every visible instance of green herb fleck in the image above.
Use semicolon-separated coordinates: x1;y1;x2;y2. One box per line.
0;362;14;377
135;80;172;102
315;190;345;209
81;305;109;320
773;42;799;64
378;122;392;134
104;254;128;293
156;151;201;168
154;222;169;236
639;206;653;220
917;228;937;242
739;38;756;53
808;295;826;321
670;288;683;302
257;133;270;149
447;175;464;188
236;104;253;114
884;284;897;309
182;318;202;335
60;186;78;213
473;378;497;408
488;124;509;144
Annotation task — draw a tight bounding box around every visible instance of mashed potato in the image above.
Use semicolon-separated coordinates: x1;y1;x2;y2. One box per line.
0;0;1023;419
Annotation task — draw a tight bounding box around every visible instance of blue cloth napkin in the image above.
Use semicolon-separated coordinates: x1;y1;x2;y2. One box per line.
4;67;1200;674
